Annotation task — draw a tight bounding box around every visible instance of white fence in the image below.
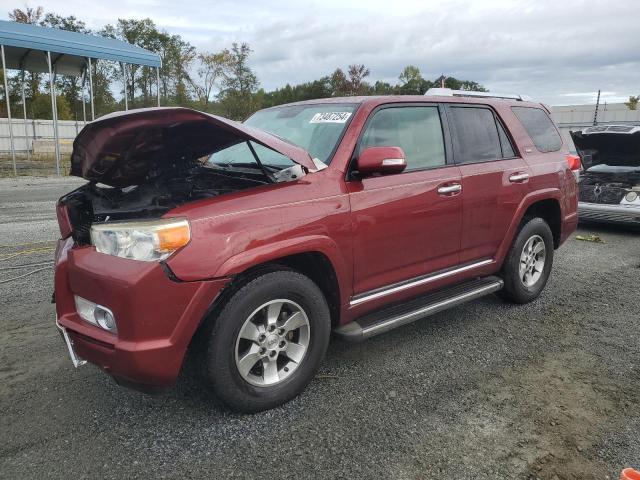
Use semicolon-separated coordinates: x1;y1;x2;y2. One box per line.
0;118;88;153
551;103;640;151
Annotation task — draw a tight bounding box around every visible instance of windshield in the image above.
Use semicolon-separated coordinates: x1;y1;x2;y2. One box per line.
208;103;357;172
245;104;356;164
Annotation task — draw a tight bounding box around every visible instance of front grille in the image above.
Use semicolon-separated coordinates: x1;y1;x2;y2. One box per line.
578;184;626;204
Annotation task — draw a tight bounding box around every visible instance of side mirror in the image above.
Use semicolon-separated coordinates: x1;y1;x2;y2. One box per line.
357;146;407;177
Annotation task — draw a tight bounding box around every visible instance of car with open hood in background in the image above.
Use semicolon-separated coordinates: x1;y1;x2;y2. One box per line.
572;125;640;225
54;91;578;412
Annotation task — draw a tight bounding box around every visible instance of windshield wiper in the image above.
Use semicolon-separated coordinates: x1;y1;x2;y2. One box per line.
246;141;276;183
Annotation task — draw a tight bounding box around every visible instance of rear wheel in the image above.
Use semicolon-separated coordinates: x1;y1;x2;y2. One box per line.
203;270;330;413
500;217;554;304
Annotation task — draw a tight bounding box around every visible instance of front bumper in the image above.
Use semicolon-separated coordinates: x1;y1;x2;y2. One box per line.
578;202;640;225
54;239;228;389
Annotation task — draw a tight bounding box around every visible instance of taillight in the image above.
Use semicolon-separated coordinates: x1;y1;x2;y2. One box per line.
566;154;581;171
56;202;73;239
566;154;581;181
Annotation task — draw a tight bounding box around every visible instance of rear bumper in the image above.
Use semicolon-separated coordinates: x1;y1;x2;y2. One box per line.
54;239;228;389
578;202;640;225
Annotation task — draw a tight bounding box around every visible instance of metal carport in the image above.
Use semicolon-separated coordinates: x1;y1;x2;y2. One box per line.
0;19;162;175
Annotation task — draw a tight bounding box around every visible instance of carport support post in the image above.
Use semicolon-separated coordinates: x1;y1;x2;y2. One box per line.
121;62;128;110
80;68;86;125
156;66;161;107
87;58;95;121
47;51;61;176
1;45;17;176
21;70;30;161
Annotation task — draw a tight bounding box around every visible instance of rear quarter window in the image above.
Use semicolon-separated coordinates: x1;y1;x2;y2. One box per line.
512;106;562;153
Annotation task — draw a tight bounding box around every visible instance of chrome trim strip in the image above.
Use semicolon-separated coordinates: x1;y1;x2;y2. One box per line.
350;259;493;307
361;280;503;337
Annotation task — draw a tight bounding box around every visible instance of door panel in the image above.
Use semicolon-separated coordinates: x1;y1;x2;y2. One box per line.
446;105;530;263
348;166;462;295
458;158;530;263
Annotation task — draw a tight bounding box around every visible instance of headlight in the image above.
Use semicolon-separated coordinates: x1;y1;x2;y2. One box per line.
90;218;191;261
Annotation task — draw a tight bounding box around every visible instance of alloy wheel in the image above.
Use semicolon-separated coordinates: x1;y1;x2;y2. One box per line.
234;299;310;387
519;234;546;287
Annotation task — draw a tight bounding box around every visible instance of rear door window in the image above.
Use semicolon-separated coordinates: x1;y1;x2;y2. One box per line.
496;120;516;158
448;107;503;164
512;106;562;153
359;106;446;171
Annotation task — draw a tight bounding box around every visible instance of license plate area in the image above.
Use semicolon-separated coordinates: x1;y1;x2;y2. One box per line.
56;322;87;368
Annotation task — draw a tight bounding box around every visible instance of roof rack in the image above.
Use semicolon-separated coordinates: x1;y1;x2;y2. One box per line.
425;87;532;102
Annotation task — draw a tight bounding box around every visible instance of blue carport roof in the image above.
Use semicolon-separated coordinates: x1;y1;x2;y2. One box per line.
0;19;161;76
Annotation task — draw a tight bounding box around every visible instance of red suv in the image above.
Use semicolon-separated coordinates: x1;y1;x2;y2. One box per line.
54;90;578;412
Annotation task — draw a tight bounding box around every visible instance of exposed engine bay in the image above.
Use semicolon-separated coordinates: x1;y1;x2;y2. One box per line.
572;126;640;206
61;164;269;244
579;169;640;205
58;107;320;244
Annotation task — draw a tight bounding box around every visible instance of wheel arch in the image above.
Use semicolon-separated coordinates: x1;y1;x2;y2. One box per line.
495;190;563;268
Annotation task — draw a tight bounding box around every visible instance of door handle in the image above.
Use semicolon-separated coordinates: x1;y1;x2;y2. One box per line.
437;184;462;195
509;173;529;183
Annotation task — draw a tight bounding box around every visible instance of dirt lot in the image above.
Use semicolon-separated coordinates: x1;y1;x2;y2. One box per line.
1;177;639;479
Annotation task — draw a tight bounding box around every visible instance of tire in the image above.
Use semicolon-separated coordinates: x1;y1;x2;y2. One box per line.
202;269;330;413
500;217;554;304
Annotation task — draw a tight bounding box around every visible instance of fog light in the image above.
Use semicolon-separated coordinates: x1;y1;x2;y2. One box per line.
94;307;116;332
625;191;638;203
74;295;117;334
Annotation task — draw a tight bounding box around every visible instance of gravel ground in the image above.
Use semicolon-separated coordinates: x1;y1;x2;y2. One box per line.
1;177;639;479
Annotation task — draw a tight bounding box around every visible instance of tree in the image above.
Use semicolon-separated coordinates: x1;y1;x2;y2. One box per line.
100;19;195;107
398;65;430;95
329;68;349;96
218;43;259;119
625;95;639;110
346;64;370;96
8;6;45;108
29;92;72;120
41;14;91;119
192;50;230;107
372;81;394;95
8;5;43;24
444;77;487;92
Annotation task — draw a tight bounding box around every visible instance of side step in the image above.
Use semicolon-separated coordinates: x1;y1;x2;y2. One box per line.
335;276;503;341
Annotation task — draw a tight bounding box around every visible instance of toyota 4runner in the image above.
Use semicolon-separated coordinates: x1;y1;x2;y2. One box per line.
54;89;578;412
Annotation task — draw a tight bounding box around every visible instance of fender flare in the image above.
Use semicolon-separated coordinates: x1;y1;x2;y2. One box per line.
214;235;351;306
494;188;563;267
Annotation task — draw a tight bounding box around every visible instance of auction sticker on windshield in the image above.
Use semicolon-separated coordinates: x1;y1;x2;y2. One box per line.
309;112;352;123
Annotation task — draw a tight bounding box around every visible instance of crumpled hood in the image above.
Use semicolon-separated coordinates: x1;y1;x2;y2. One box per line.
71;107;318;187
571;126;640;169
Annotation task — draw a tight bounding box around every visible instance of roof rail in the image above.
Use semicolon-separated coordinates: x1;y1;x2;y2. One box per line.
425;87;532;102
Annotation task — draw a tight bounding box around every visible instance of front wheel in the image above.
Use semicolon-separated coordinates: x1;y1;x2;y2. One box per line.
203;270;330;413
500;217;554;304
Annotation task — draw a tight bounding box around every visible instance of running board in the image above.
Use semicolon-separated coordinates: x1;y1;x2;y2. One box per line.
335;276;503;341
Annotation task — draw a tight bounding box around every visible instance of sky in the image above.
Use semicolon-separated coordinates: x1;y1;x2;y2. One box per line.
2;0;639;105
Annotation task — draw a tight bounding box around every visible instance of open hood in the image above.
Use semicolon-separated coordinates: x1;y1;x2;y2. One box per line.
71;107;318;187
571;126;640;169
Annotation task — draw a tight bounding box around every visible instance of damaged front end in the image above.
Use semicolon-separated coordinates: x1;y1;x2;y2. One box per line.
572;125;640;225
58;107;319;244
